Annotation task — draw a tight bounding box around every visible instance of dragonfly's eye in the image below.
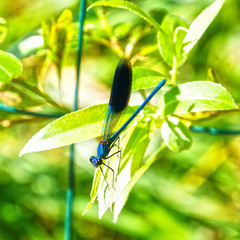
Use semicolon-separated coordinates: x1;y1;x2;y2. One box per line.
89;156;94;163
97;158;103;166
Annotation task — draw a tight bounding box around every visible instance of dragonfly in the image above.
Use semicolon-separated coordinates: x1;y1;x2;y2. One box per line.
90;58;166;187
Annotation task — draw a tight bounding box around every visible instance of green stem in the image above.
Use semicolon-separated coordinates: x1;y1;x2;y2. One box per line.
11;80;69;112
96;8;124;57
57;66;63;105
171;56;178;84
64;1;86;239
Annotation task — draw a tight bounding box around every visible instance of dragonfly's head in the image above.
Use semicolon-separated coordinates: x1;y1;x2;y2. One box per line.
90;156;103;167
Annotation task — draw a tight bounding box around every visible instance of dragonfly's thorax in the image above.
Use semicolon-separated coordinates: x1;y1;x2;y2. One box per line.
97;140;111;158
90;140;111;167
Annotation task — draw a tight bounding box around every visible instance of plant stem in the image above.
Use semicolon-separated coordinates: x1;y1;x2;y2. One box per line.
11;79;69;112
171;56;178;84
64;0;86;239
96;8;124;57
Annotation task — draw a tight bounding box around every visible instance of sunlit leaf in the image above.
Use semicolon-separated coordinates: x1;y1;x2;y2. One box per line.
207;68;218;83
89;117;155;219
113;143;165;222
113;23;132;39
160;81;238;116
157;15;188;66
82;168;102;215
157;30;174;66
161;116;192;152
132;67;165;90
0;18;8;43
39;9;73;92
0;51;22;83
88;1;162;31
113;119;154;221
174;26;188;65
183;0;225;54
83;116;155;218
19;104;135;156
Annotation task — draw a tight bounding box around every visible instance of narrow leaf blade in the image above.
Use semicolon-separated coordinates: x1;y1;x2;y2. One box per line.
0;18;7;43
113;118;154;221
183;0;225;54
88;1;162;31
82;168;102;215
157;15;188;66
0;50;23;82
161;116;192;152
132;67;165;90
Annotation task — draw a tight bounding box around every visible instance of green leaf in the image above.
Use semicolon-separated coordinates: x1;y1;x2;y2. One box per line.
132;67;165;90
160;81;238;116
19;104;135;156
40;9;73;92
207;68;218;83
113;143;165;222
82;168;102;215
174;26;188;65
0;83;45;108
10;80;68;111
113;120;154;221
183;0;225;54
97;118;155;219
157;31;174;66
113;23;132;39
157;15;188;66
83;117;155;218
0;50;23;83
161;116;192;152
0;18;8;43
88;1;162;31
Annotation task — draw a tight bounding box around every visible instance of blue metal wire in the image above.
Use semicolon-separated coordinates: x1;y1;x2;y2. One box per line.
190;125;240;135
64;1;86;239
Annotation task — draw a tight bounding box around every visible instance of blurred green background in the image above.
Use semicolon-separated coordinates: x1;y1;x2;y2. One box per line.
1;0;240;239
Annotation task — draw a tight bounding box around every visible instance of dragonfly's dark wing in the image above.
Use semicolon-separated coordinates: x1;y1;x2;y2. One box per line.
101;59;132;141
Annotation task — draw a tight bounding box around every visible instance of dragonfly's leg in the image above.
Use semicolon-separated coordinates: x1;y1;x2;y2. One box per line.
117;137;122;169
104;150;122;189
111;137;120;152
99;166;110;190
102;162;116;191
112;137;122;171
106;150;121;159
115;137;121;158
111;137;122;162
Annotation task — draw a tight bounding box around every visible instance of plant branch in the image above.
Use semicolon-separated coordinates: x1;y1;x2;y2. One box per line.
11;79;69;112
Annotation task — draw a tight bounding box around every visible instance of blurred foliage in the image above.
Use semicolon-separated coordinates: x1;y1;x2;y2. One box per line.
0;0;240;240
